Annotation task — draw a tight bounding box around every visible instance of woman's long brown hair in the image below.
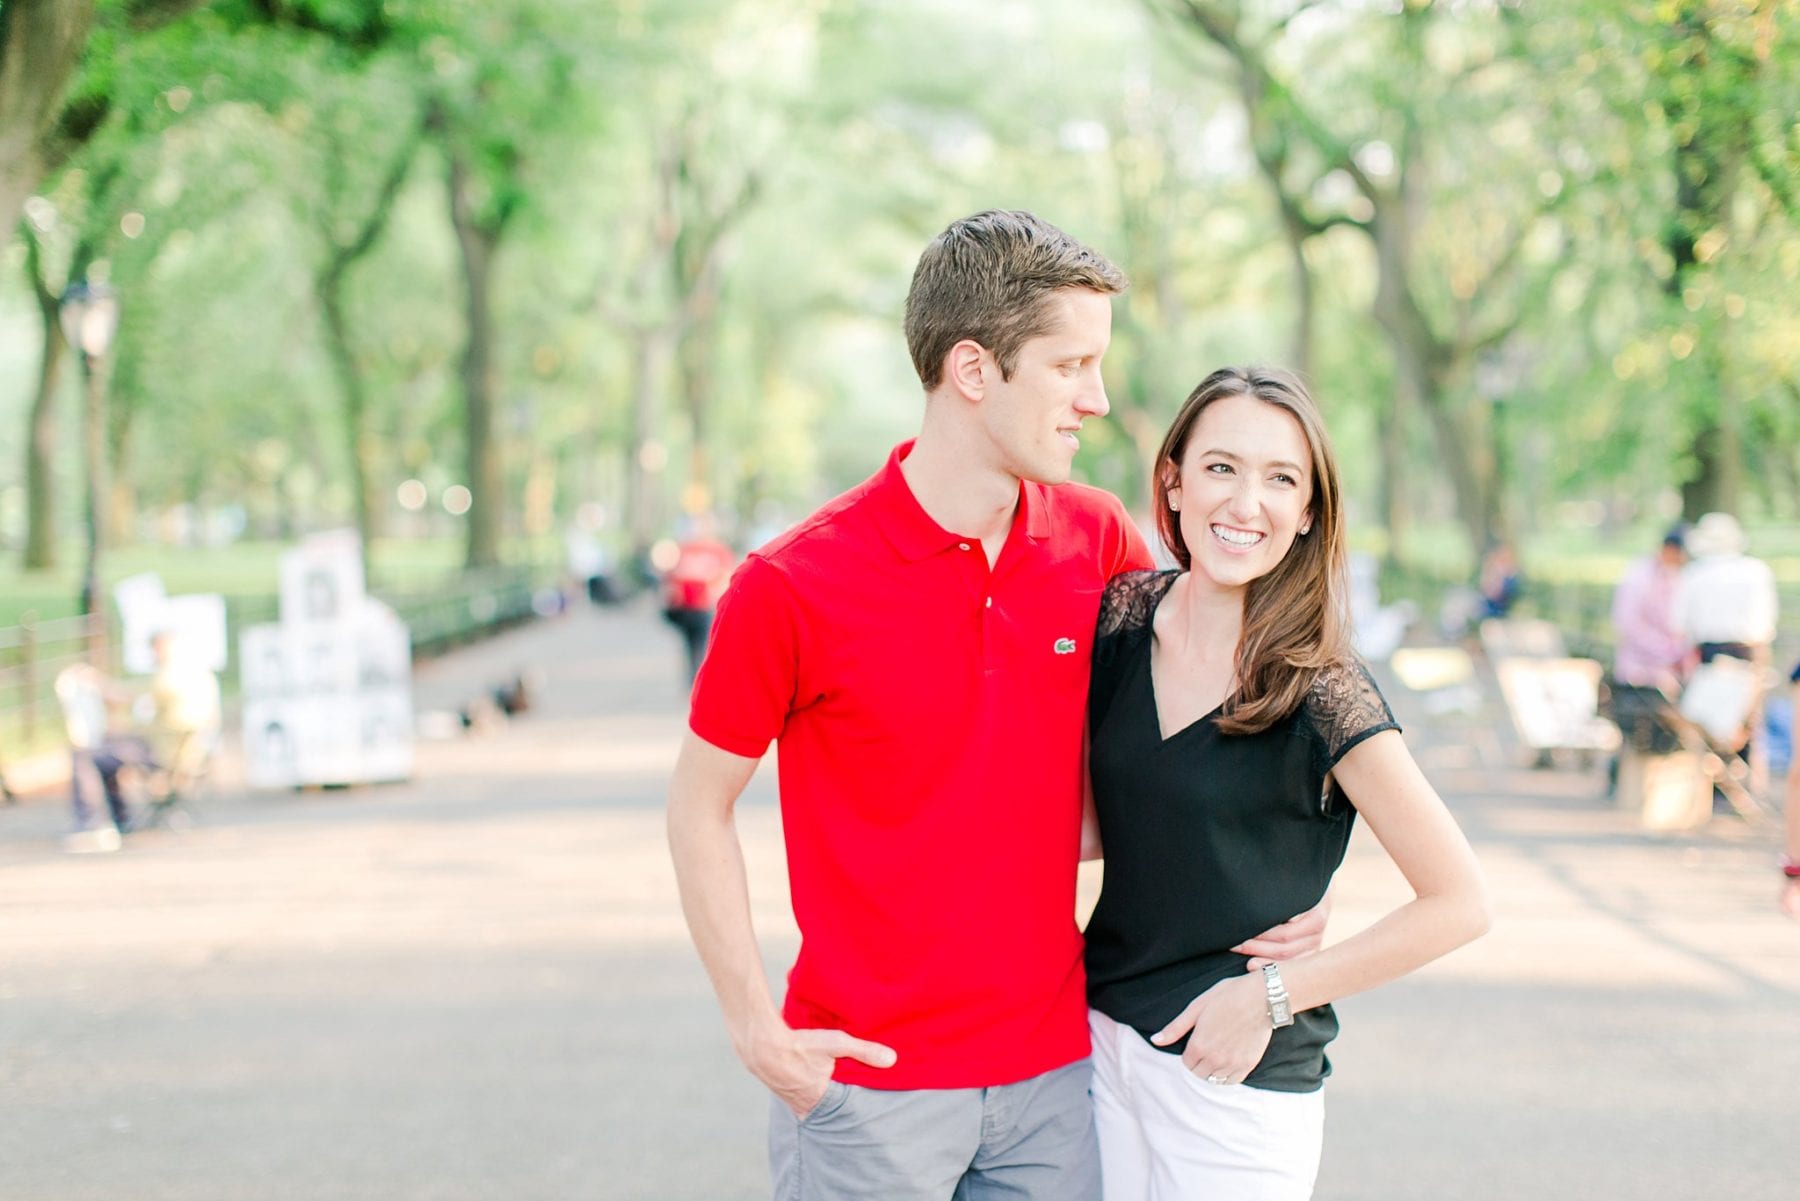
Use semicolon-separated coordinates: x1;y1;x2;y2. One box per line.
1152;366;1351;736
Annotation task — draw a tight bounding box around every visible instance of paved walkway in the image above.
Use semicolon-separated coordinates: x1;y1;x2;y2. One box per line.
1;601;1795;1200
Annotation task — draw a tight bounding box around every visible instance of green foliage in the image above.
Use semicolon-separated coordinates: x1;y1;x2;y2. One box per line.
2;0;1798;591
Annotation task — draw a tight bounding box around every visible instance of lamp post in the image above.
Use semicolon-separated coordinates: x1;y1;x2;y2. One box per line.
58;280;120;664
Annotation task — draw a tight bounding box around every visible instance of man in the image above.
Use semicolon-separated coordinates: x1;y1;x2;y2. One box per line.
1674;511;1777;667
667;211;1319;1199
60;629;220;852
659;513;737;684
1611;526;1689;691
1673;511;1779;792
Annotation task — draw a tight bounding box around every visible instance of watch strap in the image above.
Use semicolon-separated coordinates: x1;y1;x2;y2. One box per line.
1261;962;1295;1029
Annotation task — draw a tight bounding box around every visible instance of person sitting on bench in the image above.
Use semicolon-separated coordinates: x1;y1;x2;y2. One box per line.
60;629;220;852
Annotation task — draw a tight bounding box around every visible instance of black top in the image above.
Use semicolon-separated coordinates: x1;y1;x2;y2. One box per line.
1084;570;1399;1093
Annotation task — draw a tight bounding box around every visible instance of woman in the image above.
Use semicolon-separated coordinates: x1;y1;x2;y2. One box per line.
1082;367;1491;1200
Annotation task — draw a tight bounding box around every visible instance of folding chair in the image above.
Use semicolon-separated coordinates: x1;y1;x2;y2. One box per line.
1491;657;1620;766
1672;657;1769;824
1601;668;1768;827
136;727;219;830
1479;617;1617;767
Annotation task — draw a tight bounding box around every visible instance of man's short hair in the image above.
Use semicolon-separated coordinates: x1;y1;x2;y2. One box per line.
903;210;1127;390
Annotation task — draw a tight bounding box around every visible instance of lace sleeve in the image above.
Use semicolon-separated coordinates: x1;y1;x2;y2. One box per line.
1095;569;1177;638
1089;570;1175;731
1303;659;1400;777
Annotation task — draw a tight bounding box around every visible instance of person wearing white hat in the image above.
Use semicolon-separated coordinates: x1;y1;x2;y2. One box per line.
1673;512;1777;665
1672;511;1778;796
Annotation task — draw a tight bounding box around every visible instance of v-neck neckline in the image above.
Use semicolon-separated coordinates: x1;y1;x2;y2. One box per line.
1145;659;1225;744
1143;573;1231;744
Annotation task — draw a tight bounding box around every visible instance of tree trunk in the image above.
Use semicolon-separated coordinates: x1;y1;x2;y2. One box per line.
23;327;62;568
1377;392;1406;571
1661;14;1743;521
1237;73;1316;382
320;278;383;569
1369;195;1500;555
677;298;718;512
446;149;504;569
1278;208;1315;382
0;0;95;237
624;325;675;553
312;125;416;570
1680;412;1738;520
21;223;62;569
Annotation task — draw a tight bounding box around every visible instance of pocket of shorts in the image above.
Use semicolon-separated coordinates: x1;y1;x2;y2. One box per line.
799;1080;850;1125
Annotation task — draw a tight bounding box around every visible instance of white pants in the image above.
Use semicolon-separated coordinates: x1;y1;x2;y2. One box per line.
1088;1009;1324;1201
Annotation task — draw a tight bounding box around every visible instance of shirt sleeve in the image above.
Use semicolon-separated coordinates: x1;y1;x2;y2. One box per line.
1116;511;1155;574
687;555;801;758
1305;660;1402;782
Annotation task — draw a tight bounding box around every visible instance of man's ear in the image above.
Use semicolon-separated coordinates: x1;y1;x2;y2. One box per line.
945;339;988;402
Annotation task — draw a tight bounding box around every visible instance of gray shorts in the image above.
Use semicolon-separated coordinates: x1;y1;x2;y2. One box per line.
767;1058;1100;1201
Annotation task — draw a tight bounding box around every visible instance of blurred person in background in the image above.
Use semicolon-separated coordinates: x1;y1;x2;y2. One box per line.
1477;541;1522;620
56;662;130;852
660;514;737;684
57;629;220;852
1610;525;1690;691
1783;659;1800;919
1604;525;1692;797
1673;512;1778;789
1436;541;1521;639
1674;512;1776;667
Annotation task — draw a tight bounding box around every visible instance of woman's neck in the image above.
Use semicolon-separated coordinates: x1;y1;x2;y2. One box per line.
1161;570;1246;665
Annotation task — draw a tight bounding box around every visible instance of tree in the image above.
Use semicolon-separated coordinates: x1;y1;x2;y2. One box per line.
7;0;400;568
1628;1;1794;517
1150;0;1577;560
17;207;65;567
0;1;393;251
303;69;425;564
421;1;588;567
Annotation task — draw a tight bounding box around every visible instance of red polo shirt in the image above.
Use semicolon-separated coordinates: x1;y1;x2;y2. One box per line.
689;442;1152;1089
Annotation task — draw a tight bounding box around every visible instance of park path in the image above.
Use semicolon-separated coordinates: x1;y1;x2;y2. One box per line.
1;599;1795;1200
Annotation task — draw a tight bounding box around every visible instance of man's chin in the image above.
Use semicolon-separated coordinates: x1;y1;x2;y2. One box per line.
1022;453;1075;487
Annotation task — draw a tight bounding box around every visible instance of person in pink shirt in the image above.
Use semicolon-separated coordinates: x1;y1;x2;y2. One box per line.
1610;527;1690;690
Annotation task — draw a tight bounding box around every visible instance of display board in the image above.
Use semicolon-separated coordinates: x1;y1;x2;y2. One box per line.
241;530;414;789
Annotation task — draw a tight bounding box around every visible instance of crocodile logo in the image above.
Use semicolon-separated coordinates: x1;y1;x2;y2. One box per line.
1053;638;1077;655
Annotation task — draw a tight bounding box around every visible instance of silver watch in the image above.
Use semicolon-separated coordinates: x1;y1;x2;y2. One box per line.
1261;962;1295;1029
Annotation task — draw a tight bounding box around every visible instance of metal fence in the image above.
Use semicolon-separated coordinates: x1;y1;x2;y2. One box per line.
0;612;102;752
0;563;555;763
